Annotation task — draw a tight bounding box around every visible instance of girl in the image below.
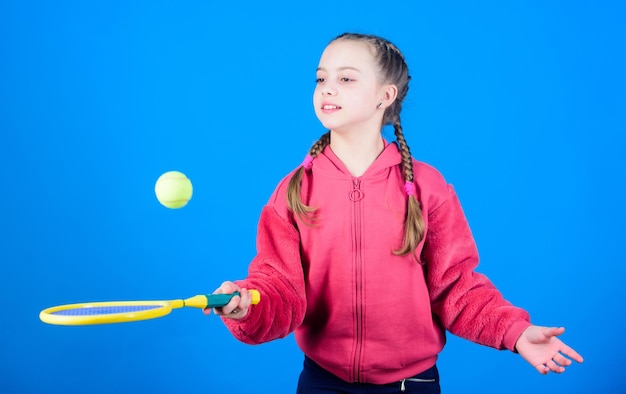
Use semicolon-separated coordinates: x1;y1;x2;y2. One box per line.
205;33;583;393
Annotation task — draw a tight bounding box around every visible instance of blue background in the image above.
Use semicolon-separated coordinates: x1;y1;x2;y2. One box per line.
1;1;624;393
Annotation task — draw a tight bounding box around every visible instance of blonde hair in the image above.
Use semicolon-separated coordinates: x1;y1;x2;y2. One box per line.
287;33;425;259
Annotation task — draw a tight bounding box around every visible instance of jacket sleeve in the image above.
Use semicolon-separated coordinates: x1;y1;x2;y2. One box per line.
422;184;531;351
221;205;307;345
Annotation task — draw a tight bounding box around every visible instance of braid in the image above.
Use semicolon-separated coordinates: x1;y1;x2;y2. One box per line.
392;117;426;260
287;131;331;223
309;131;331;157
394;118;414;182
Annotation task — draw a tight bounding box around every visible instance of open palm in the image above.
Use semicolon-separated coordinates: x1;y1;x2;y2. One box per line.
515;325;584;374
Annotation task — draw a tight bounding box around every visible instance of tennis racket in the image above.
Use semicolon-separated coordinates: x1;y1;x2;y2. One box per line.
39;290;260;326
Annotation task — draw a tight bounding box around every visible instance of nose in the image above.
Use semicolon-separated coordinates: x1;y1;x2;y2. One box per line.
321;83;336;96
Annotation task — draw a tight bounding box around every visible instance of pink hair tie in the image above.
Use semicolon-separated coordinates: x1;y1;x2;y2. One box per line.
404;181;417;197
301;154;313;170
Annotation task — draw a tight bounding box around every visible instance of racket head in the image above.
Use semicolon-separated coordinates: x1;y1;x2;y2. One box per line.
39;300;173;326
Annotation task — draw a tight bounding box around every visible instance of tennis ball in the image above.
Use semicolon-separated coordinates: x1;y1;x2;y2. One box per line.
154;171;193;209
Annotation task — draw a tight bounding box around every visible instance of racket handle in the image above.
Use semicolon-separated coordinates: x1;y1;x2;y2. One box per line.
183;290;260;309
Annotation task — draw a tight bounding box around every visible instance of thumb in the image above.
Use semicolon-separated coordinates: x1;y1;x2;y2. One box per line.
542;326;565;338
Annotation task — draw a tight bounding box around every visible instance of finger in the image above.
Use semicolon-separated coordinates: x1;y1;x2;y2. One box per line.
535;364;549;375
221;294;241;315
214;281;240;294
239;288;252;309
223;290;255;319
545;360;565;374
560;344;584;363
202;308;212;316
552;353;572;367
212;296;237;316
212;282;227;294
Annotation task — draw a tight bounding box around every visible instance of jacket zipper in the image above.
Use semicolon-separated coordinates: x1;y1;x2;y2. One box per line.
350;178;364;382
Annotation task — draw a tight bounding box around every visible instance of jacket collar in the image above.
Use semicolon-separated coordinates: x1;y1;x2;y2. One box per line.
315;139;403;179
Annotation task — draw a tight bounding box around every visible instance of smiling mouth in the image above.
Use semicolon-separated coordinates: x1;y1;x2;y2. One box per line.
322;104;341;110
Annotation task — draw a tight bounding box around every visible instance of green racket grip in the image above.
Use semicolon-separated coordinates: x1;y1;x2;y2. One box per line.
182;290;261;309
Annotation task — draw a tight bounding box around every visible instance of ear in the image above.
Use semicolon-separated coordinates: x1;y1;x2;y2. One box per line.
378;84;398;109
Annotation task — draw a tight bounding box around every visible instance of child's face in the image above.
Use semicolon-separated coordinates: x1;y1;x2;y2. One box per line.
314;40;388;134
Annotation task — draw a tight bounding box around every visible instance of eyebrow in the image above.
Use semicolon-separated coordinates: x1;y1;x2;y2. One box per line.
316;66;362;73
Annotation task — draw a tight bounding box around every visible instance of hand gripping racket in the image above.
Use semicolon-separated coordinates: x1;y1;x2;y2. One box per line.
39;290;260;326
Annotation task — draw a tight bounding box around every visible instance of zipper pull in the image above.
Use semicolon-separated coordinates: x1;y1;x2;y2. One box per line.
349;179;364;201
400;379;406;391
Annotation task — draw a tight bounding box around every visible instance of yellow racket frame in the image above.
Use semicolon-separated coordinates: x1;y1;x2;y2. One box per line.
40;290;260;326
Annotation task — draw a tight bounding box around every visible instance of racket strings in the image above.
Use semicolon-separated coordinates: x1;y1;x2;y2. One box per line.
52;305;162;316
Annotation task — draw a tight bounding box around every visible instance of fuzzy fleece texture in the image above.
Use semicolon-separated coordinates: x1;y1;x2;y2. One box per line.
222;142;530;384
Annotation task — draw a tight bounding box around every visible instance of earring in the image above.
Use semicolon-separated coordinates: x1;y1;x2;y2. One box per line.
377;102;382;108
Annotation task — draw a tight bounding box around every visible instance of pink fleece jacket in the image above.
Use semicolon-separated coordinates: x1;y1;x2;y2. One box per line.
223;142;531;384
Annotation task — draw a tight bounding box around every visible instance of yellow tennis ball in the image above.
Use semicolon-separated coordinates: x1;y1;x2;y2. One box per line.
154;171;193;209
